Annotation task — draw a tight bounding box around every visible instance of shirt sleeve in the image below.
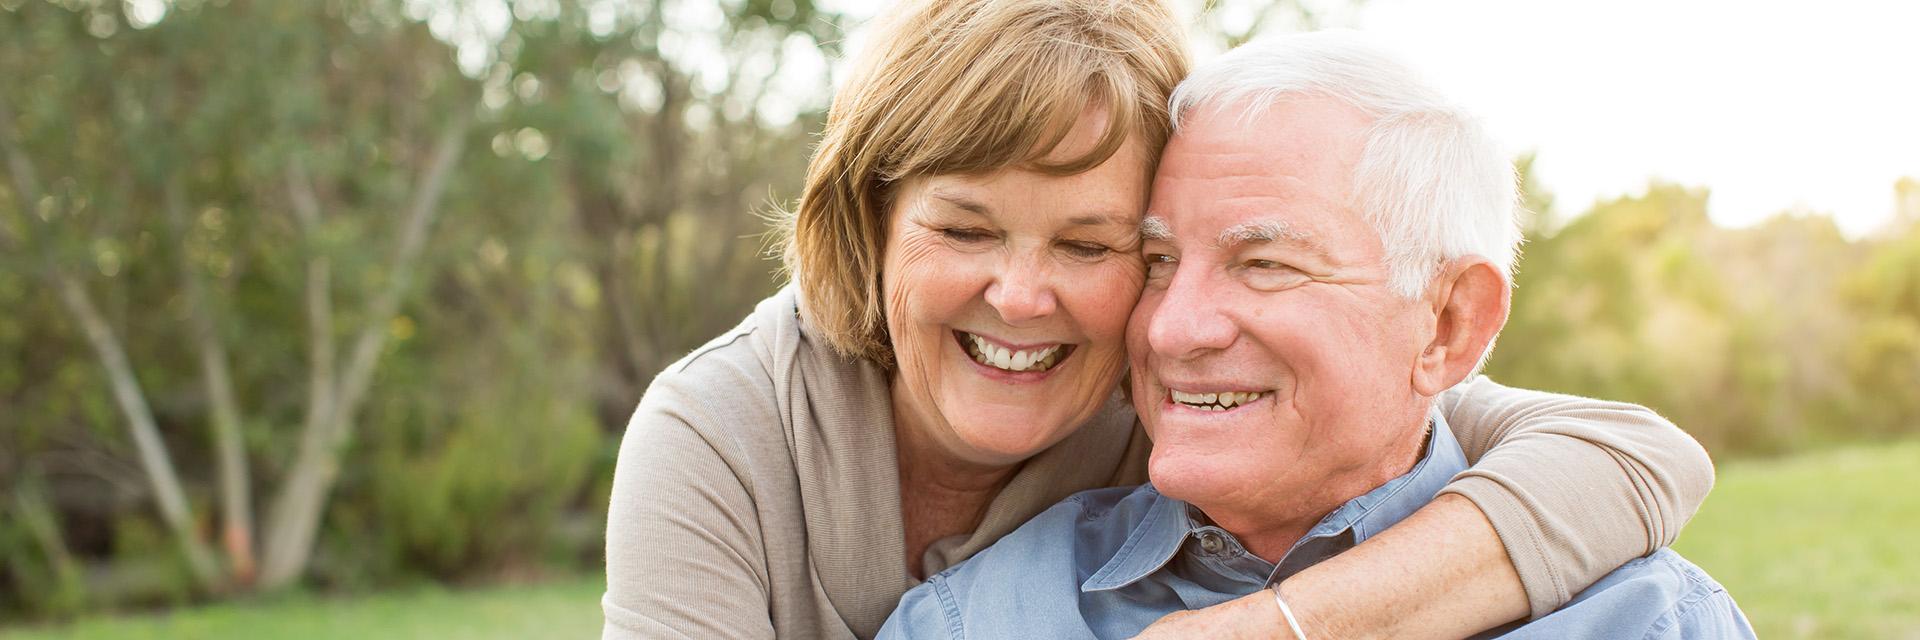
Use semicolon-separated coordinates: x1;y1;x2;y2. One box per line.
1435;376;1716;620
875;574;964;640
602;384;775;640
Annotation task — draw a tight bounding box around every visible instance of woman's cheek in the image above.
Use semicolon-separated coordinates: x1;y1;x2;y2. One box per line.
885;234;970;322
1067;257;1148;341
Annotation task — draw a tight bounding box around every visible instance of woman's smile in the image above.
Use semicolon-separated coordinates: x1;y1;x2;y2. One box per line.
954;330;1076;377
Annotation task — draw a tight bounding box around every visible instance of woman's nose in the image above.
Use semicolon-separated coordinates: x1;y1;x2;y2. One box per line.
984;254;1058;325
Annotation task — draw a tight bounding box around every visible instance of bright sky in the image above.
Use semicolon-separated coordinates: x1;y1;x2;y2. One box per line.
1350;0;1920;236
824;0;1920;237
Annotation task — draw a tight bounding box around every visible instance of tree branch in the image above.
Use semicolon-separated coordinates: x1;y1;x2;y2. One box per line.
3;95;221;588
260;112;471;589
0;99;42;255
333;110;471;424
286;157;338;455
57;274;223;586
166;179;257;585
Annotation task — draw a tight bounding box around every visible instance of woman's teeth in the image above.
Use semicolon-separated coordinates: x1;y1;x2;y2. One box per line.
963;333;1063;373
1170;390;1266;411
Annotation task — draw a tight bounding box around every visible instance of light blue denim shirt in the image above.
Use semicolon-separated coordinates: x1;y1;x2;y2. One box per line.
878;410;1754;640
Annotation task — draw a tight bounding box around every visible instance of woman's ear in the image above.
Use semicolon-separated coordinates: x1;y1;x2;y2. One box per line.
1412;258;1511;396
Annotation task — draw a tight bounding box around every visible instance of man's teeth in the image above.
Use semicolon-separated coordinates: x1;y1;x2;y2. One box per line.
964;333;1063;372
1170;389;1267;411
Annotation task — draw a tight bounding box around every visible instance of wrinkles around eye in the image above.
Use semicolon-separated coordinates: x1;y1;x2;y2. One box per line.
938;227;996;243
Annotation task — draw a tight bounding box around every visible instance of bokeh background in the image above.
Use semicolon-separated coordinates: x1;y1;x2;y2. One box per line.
2;0;1916;638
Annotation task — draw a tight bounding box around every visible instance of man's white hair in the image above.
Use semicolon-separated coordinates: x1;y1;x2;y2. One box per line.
1169;30;1522;298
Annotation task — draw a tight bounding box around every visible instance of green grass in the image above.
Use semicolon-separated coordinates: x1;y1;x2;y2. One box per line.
1673;440;1920;639
6;442;1916;639
0;579;603;640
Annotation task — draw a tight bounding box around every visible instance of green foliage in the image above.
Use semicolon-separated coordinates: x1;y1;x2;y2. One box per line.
1487;177;1916;455
2;0;832;618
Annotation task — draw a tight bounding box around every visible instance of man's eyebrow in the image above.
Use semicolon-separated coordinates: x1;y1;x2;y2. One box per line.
1217;218;1328;256
1140;215;1172;240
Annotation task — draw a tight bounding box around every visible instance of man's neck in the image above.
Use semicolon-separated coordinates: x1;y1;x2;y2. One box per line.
1201;420;1433;563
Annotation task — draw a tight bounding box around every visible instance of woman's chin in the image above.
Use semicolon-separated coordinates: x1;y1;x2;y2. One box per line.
948;416;1076;466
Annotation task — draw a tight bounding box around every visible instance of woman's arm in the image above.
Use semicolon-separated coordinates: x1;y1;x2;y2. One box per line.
1432;375;1713;617
1134;494;1520;639
603;393;775;640
1133;377;1714;639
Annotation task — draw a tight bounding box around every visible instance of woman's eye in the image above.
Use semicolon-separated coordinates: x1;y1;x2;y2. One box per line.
1145;253;1177;280
1060;241;1112;259
938;227;995;243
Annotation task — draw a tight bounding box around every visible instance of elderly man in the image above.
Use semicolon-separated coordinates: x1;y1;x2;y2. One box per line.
878;32;1753;640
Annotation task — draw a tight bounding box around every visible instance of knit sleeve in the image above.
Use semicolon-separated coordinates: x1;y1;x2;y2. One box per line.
1436;376;1715;619
602;380;775;639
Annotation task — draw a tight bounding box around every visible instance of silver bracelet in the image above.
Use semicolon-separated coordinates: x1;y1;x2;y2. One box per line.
1270;585;1310;640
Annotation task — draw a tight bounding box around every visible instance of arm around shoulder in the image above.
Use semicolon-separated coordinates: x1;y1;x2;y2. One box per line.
603;384;775;639
1437;375;1716;617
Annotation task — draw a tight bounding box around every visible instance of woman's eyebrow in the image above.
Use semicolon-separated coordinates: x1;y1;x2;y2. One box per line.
1066;212;1136;229
928;190;992;216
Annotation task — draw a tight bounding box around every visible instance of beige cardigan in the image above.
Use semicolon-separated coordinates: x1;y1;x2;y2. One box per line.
602;287;1712;639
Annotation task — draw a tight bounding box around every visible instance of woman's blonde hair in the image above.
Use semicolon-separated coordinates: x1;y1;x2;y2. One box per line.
778;0;1189;365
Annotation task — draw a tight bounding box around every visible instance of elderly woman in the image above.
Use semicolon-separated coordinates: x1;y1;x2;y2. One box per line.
602;0;1712;638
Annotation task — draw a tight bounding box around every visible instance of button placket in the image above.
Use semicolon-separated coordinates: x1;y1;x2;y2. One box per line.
1197;530;1225;555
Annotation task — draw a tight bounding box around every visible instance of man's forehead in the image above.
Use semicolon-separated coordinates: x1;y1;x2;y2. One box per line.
1142;177;1346;238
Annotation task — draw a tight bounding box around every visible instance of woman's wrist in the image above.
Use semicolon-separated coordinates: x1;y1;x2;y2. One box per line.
1268;582;1312;640
1273;577;1348;639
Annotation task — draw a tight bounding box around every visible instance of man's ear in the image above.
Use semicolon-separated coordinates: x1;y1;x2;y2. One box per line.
1412;258;1510;396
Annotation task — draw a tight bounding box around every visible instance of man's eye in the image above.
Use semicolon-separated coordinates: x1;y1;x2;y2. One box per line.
1243;259;1309;289
939;228;995;243
1060;241;1113;259
1145;253;1177;279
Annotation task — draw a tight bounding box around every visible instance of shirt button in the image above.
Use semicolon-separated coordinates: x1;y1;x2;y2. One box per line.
1198;531;1224;554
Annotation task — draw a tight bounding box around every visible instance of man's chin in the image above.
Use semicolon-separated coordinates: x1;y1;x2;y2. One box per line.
1146;450;1240;502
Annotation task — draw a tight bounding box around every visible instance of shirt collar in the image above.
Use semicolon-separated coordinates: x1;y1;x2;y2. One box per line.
1314;407;1466;544
1081;407;1467;593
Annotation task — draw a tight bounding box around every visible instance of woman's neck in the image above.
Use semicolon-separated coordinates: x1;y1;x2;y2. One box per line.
891;389;1022;578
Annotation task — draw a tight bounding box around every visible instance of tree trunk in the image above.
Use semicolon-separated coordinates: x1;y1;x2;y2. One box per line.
167;181;257;586
258;115;470;589
56;274;224;587
4;103;221;588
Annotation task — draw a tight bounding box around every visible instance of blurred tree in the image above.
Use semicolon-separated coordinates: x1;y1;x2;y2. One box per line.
2;0;483;594
1;0;841;614
1836;181;1920;437
483;0;841;424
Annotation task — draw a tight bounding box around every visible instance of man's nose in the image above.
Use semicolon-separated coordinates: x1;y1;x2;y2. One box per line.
984;251;1058;325
1146;267;1236;359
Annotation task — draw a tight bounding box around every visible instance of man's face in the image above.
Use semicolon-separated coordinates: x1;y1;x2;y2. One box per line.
1128;97;1435;521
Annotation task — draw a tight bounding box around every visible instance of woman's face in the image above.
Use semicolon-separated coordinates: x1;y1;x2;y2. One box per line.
882;110;1151;469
